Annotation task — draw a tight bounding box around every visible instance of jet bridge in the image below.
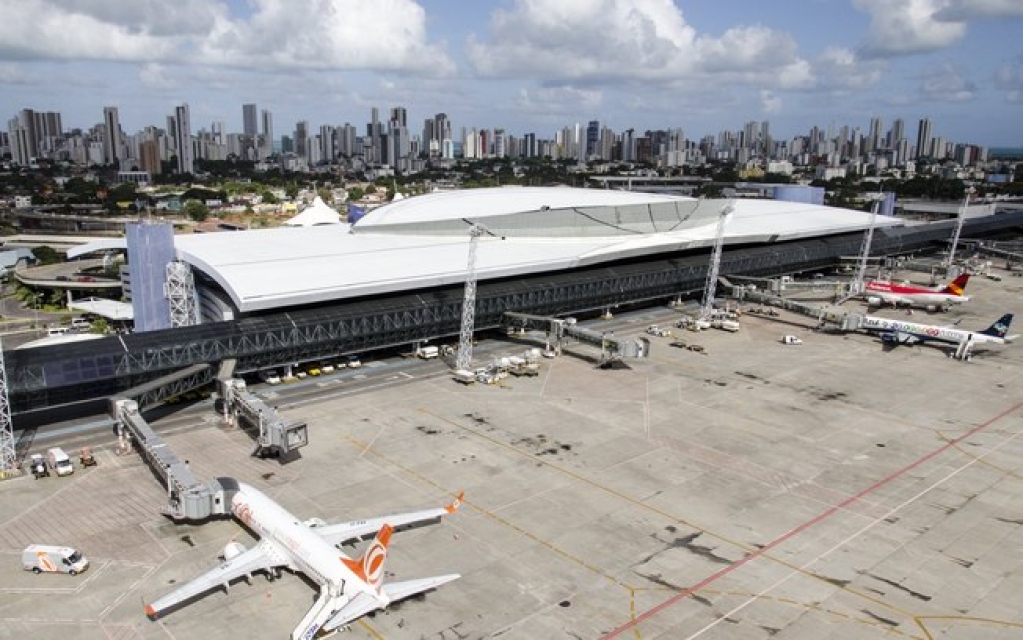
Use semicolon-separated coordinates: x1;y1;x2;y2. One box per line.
730;284;849;328
218;378;308;457
110;397;234;521
502;311;650;365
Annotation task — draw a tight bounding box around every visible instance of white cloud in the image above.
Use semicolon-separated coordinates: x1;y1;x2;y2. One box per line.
854;0;967;56
814;47;885;93
995;53;1023;102
514;86;604;115
467;0;813;90
919;61;976;101
934;0;1023;20
760;90;781;114
0;63;32;84
0;0;454;75
200;0;455;74
137;63;179;91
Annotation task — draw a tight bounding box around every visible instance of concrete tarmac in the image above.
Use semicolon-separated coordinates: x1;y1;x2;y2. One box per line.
2;268;1022;639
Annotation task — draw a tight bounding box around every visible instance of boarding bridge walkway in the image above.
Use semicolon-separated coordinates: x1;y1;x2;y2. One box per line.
219;377;308;457
502;311;651;363
108;360;306;521
110;397;223;521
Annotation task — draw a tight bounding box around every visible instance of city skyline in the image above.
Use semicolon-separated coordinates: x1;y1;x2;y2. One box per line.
1;1;1022;147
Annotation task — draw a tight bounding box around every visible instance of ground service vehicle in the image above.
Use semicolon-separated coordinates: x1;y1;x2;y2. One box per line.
22;545;89;575
79;447;96;467
29;454;49;478
47;448;74;476
418;345;440;359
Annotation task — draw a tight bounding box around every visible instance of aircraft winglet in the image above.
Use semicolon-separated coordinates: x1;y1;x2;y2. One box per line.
144;604;157;619
445;491;465;515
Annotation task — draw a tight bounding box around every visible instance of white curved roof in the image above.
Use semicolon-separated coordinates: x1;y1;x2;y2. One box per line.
357;186;690;226
70;187;904;314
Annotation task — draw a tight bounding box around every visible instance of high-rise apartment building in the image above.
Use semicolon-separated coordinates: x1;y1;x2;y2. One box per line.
916;117;932;159
294;121;308;159
174;103;193;174
585;120;600;159
867;116;882;153
102;106;122;166
243;103;258;137
260;109;273;156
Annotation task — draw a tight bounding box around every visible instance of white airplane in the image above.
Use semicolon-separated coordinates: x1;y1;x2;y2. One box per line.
861;313;1016;359
863;273;971;310
145;478;464;640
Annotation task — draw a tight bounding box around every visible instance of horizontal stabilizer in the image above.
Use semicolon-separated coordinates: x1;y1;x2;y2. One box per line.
320;574;460;633
383;573;461;602
320;591;384;633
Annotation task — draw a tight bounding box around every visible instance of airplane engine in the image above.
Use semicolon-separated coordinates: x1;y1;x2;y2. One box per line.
865;296;882;306
221;540;247;561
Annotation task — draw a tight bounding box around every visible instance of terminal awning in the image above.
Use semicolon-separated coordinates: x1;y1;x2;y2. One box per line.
68;297;134;320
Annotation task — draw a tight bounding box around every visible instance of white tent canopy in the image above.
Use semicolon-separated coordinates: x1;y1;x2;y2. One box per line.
283;197;343;227
68;297;134;320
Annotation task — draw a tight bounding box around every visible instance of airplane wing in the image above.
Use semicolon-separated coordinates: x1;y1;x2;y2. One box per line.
315;492;463;548
320;574;461;634
146;539;290;619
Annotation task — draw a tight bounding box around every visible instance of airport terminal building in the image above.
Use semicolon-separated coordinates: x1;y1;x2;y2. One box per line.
7;187;1023;417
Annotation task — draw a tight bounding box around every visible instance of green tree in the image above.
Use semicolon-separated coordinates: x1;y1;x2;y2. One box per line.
32;246;62;265
261;190;279;205
346;186;364;202
184;199;210;222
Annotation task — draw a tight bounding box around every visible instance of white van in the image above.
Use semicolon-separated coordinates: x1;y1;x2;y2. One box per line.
22;544;89;575
70;317;92;330
47;327;69;337
417;345;439;359
47;447;74;476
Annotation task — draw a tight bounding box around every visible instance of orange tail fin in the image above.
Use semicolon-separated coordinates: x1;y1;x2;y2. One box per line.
342;524;393;590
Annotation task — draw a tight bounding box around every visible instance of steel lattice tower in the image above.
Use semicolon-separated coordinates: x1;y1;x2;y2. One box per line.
852;196;882;294
456;225;486;371
0;339;17;477
947;187;974;268
165;261;199;328
700;202;734;320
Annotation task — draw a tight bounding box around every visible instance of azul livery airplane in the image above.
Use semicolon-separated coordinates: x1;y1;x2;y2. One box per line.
862;313;1016;356
145;478;463;639
863;273;971;309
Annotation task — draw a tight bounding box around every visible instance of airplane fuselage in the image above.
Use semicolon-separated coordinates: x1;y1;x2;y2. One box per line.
232;483;362;596
860;315;1006;345
864;281;968;307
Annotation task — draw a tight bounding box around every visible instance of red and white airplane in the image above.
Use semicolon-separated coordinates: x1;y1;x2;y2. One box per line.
145;479;463;640
863;273;970;310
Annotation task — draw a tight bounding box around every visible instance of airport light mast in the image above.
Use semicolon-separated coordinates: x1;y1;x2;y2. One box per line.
852;192;884;295
946;186;975;270
700;202;734;321
0;339;17;478
456;224;487;372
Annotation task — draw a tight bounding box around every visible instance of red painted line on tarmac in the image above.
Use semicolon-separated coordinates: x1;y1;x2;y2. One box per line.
601;399;1023;639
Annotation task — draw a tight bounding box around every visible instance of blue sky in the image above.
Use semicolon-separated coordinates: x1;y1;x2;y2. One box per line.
1;0;1021;147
